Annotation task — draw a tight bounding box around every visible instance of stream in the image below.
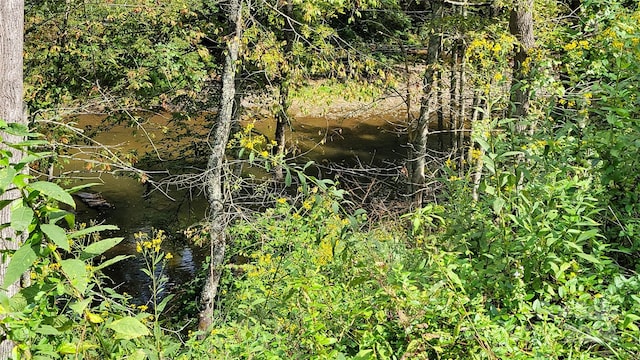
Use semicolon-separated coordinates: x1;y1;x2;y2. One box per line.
65;110;415;303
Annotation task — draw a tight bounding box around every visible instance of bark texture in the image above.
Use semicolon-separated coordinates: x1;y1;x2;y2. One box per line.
199;0;242;332
509;0;535;130
408;0;442;206
273;0;294;181
0;0;25;357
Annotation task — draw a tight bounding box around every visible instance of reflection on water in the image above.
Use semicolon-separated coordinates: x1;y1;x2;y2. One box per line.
65;111;409;303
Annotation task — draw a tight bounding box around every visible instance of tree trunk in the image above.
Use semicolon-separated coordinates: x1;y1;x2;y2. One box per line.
408;0;442;206
273;0;294;181
457;40;467;172
198;0;242;332
0;0;25;357
509;0;535;132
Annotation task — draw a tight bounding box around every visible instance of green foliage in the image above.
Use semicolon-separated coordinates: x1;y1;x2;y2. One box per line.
25;0;215;113
0;124;178;359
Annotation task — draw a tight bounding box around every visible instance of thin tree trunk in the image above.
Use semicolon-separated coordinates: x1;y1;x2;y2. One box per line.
437;69;444;150
458;42;467;172
199;0;242;332
509;0;535;132
274;0;294;181
449;39;459;151
409;0;442;206
0;0;25;357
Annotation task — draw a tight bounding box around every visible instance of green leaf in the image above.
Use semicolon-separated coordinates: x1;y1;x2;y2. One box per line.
577;229;600;243
476;138;490;151
10;203;34;232
36;325;60;335
0;167;17;191
3;122;31;137
492;197;506;216
107;317;150;340
29;181;75;208
94;255;130;271
66;183;101;194
57;343;77;355
60;259;89;294
353;349;374;360
80;237;124;260
576;252;601;264
482;155;495;174
41;224;69;251
446;266;464;291
3;242;38;289
68;224;119;239
285;169;292;187
497;151;524;160
69;298;92;315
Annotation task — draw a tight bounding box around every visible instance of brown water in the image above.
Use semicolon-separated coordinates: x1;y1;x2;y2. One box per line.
62;111;408;302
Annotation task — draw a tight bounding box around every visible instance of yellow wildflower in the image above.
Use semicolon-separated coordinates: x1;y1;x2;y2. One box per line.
613;40;624;50
564;41;578;51
136;243;142;253
493;72;503;82
138;304;148;312
276;198;287;204
165;252;173;260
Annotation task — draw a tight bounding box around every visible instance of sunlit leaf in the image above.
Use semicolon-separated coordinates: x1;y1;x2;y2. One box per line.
60;259;89;294
29;181;75;208
41;224;69;251
107;317;150;339
80;237;124;260
10;203;33;232
3;242;38;289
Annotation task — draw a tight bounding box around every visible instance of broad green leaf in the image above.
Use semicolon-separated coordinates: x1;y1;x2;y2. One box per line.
3;122;31;137
156;293;175;314
10;203;33;232
69;298;92;315
60;259;89;294
68;224;119;239
29;181;75;208
482;155;495;174
576;252;601;264
66;183;101;194
492;197;506;216
41;224;69;251
80;237;124;260
3;242;38;289
36;325;60;335
86;312;104;324
94;255;131;271
577;229;600;243
285;168;292;187
57;343;77;355
353;349;374;360
107;317;150;339
446;266;464;291
129;349;147;360
476;138;490;151
0;167;17;191
497;151;524;160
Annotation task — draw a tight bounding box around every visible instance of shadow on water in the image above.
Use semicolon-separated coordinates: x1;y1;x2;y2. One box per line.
64;110;436;303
